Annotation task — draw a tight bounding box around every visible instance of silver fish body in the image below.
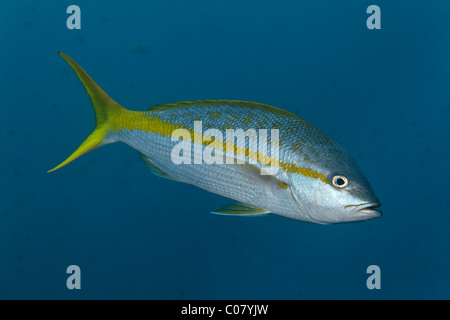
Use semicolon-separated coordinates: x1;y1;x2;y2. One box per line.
50;53;381;224
112;100;381;224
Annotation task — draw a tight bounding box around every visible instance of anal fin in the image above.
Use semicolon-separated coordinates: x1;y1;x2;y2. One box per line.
211;202;270;216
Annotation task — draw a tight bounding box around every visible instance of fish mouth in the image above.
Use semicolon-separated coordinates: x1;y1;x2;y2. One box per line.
353;202;382;217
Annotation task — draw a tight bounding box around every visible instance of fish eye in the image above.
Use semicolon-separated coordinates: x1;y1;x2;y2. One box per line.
332;175;348;189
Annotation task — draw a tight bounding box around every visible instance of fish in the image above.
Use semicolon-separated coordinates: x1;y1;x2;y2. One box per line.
48;52;382;224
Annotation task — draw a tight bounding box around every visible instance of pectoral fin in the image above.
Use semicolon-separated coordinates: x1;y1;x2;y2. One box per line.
233;163;289;190
211;202;270;216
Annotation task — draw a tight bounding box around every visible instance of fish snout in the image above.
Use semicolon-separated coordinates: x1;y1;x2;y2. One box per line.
353;202;382;219
343;202;382;222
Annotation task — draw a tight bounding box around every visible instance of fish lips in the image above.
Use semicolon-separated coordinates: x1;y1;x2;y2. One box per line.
354;202;382;219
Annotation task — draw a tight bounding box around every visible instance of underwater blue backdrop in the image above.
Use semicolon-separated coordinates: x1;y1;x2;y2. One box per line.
1;0;449;299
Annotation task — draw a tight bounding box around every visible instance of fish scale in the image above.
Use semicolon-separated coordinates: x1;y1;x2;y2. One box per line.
118;129;295;216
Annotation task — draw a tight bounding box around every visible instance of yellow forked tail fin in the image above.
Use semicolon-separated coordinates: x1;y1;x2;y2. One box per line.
48;52;125;173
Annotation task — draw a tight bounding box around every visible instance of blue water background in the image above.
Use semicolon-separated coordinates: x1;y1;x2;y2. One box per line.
1;0;449;299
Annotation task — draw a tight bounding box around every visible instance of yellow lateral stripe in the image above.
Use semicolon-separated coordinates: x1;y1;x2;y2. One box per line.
50;52;325;181
279;163;328;184
114;112;329;184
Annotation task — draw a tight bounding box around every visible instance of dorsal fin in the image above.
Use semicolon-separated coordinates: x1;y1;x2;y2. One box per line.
147;100;294;116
